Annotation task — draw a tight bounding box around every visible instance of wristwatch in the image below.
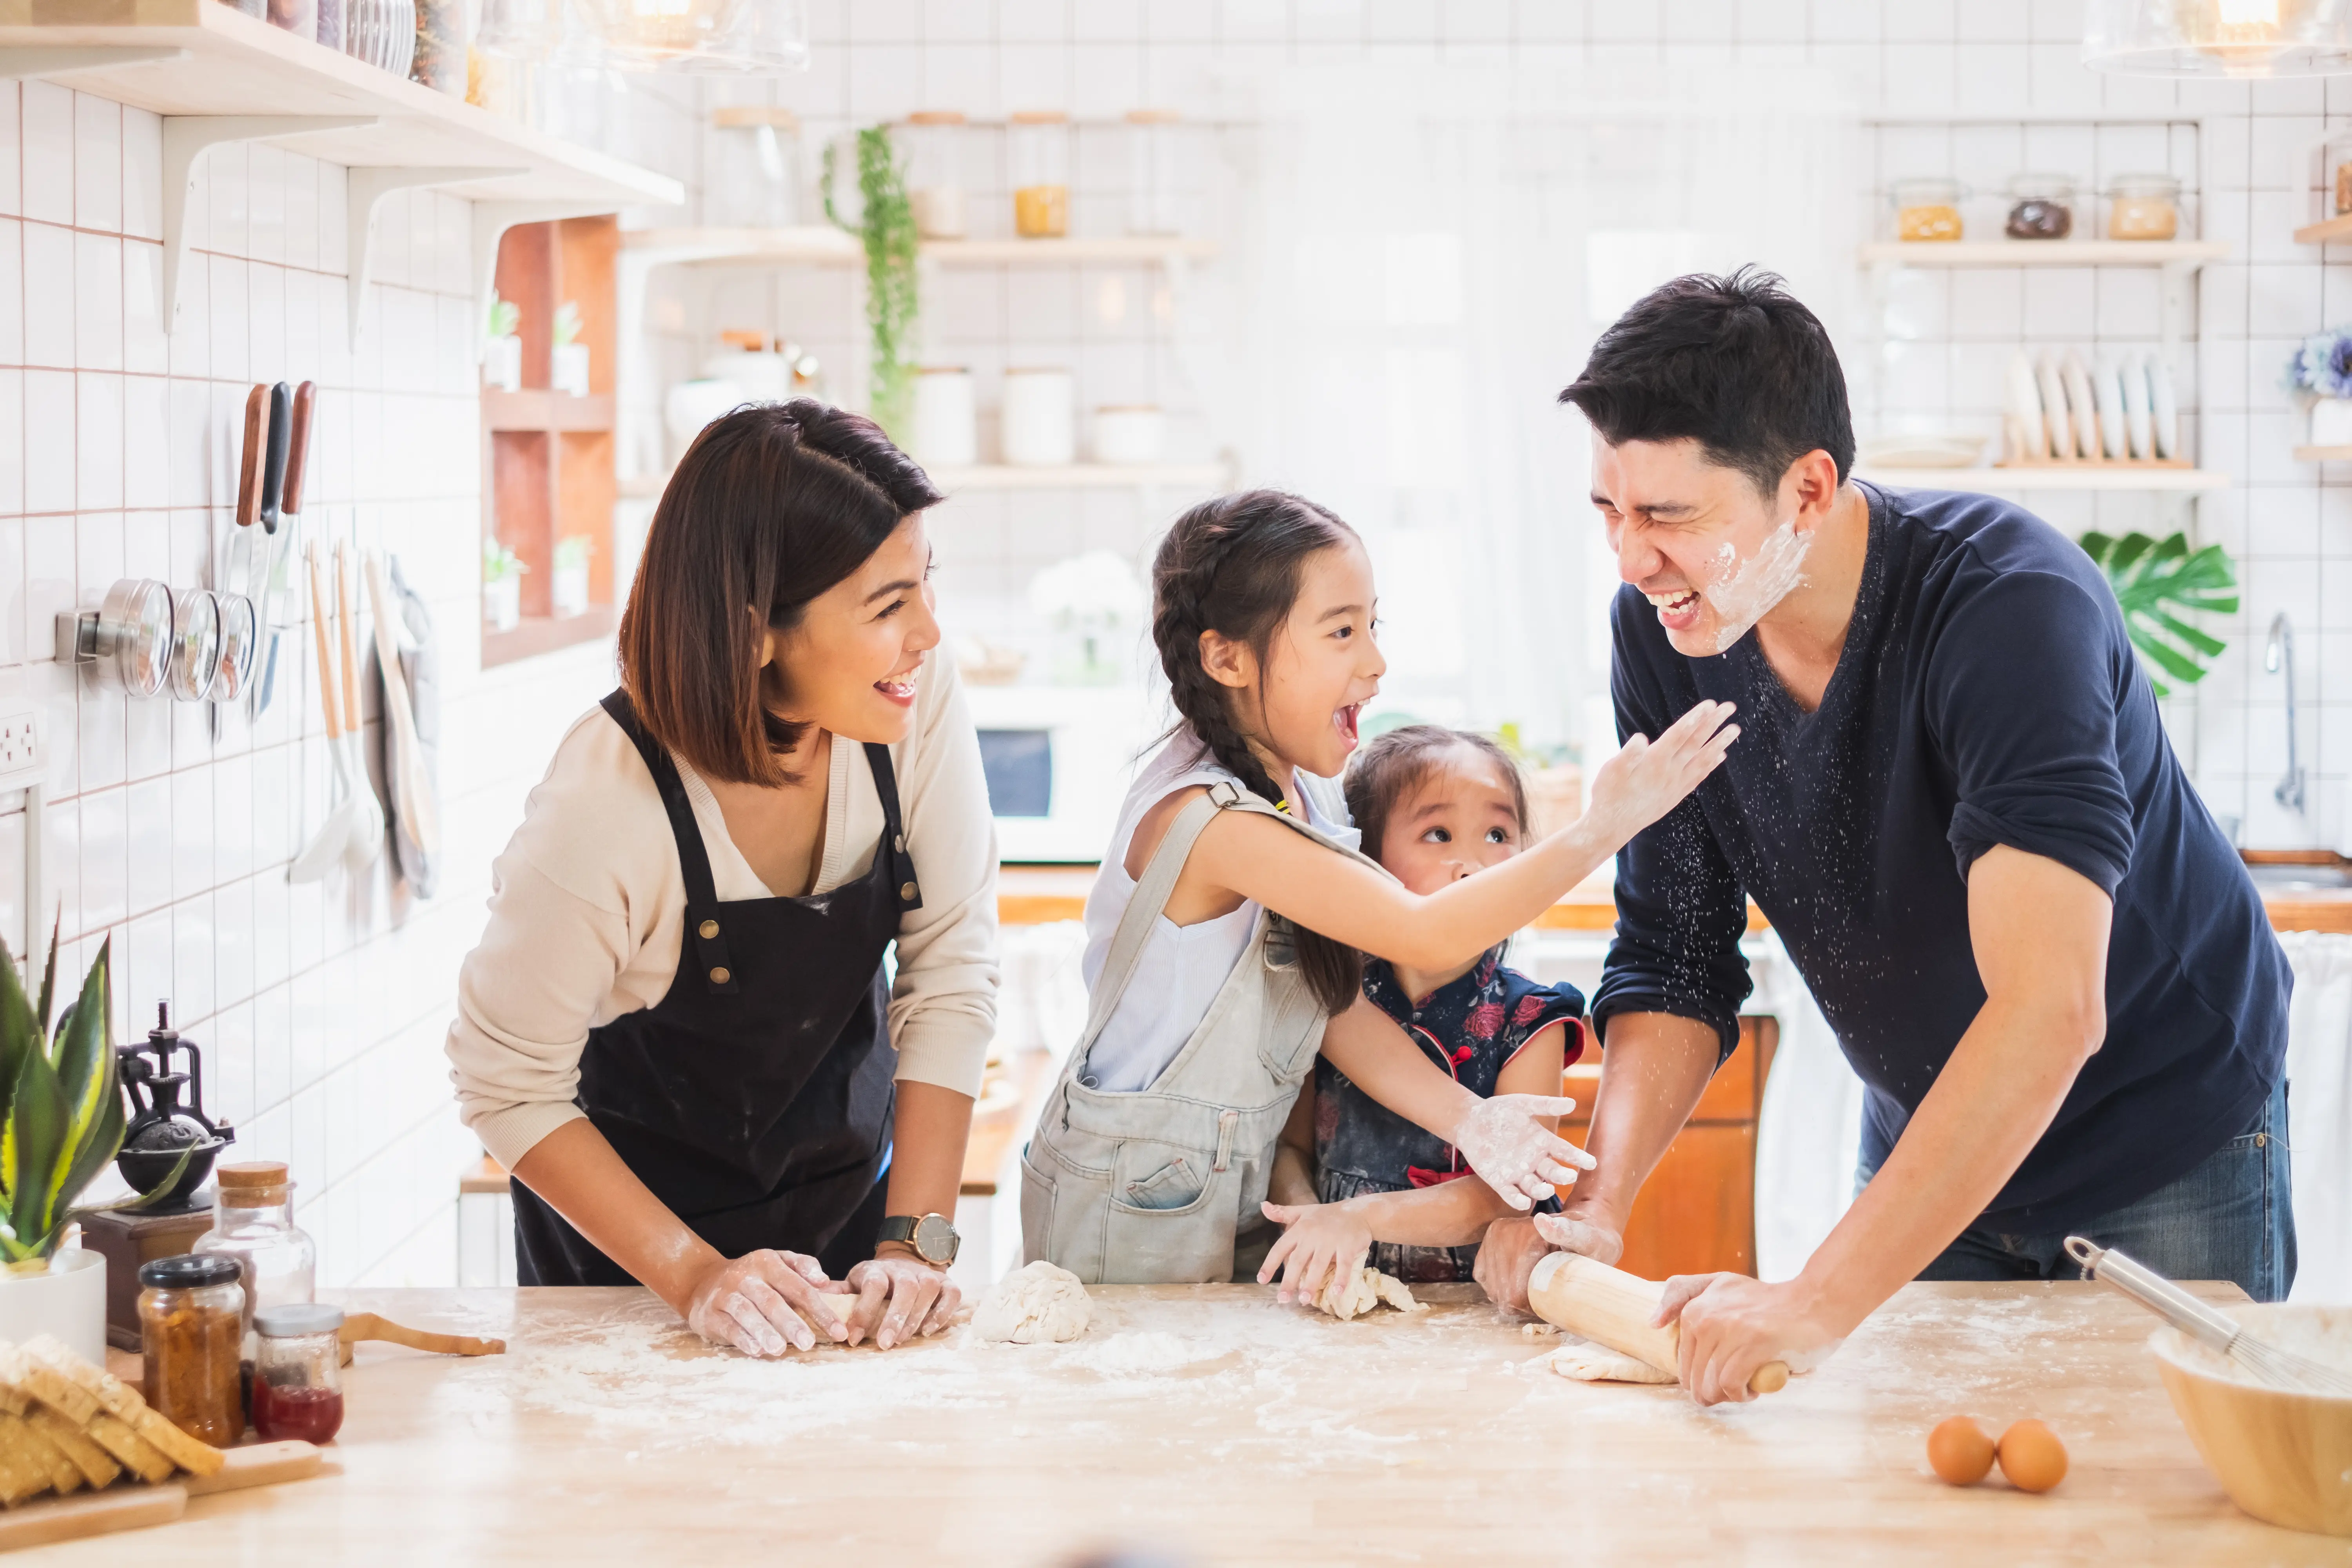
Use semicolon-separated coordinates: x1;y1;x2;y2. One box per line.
877;1213;960;1266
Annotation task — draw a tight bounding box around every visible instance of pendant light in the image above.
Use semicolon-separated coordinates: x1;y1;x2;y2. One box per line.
2083;0;2352;76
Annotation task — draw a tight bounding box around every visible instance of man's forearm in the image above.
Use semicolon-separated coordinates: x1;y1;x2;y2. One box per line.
1565;1011;1719;1230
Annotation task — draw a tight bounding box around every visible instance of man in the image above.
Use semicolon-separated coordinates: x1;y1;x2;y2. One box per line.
1475;269;2292;1405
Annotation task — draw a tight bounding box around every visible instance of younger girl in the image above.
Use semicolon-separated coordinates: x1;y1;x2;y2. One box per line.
1021;490;1736;1284
1261;726;1584;1297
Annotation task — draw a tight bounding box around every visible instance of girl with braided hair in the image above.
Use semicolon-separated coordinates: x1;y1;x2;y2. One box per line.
1023;490;1739;1287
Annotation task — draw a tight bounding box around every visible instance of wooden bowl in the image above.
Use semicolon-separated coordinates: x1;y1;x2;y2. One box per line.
2150;1304;2352;1536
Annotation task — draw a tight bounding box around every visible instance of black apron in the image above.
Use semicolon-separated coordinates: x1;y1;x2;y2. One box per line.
512;691;918;1285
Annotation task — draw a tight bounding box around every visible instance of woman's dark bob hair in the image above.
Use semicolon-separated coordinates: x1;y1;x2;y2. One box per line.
618;399;944;787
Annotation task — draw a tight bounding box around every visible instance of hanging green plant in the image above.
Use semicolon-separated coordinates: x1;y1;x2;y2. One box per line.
824;125;920;443
2078;530;2239;697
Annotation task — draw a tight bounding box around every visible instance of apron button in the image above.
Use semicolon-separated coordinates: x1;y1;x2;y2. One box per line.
710;966;731;985
894;834;906;854
900;881;917;900
699;919;719;939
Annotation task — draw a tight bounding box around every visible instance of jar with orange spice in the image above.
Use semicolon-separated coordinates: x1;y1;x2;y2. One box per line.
138;1254;245;1446
1891;177;1965;242
1010;110;1071;238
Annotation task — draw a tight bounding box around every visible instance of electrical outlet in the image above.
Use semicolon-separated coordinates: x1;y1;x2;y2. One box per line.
0;711;44;792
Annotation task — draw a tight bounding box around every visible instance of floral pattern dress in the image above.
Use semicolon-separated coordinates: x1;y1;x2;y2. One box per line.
1312;948;1586;1283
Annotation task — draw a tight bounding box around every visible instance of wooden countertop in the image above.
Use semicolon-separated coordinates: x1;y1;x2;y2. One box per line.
64;1280;2346;1564
1000;865;2352;935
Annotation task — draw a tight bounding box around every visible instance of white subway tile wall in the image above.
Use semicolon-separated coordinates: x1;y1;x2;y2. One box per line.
2;0;2346;1288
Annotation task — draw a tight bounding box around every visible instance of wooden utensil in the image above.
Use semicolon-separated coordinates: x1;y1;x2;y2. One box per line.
1528;1252;1790;1395
363;553;440;858
0;1440;321;1552
334;543;384;869
287;544;356;886
336;1311;505;1367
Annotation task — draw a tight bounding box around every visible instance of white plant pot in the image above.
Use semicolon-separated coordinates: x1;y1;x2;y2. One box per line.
551;343;592;398
2312;396;2352;448
553;561;591;620
0;1249;106;1367
484;335;523;393
1002;367;1075;466
485;575;522;632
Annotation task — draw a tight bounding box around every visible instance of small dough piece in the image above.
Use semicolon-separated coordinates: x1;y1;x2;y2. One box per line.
1521;1321;1560;1337
1546;1336;1677;1385
1317;1267;1428;1322
973;1260;1092;1344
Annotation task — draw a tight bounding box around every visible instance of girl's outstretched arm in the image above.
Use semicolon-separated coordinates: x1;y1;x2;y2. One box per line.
1190;701;1738;974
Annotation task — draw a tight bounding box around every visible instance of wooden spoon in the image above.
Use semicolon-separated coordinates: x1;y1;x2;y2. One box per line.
337;1312;506;1367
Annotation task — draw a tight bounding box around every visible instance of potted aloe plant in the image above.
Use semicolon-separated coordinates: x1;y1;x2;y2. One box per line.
0;931;187;1365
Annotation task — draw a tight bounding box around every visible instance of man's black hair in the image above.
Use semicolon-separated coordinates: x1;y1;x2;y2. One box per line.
1559;266;1855;500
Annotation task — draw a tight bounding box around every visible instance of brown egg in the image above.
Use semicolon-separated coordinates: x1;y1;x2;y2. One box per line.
1996;1419;2069;1493
1927;1415;1996;1485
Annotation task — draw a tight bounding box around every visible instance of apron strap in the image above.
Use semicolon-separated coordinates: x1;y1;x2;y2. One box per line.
862;741;921;913
601;690;739;993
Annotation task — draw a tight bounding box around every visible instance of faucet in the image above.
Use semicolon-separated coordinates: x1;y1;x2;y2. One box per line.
2266;612;2307;816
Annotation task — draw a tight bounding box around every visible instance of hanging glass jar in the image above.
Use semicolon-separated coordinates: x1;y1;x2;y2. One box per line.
1010;110;1071;239
706;107;801;229
1125;108;1187;236
907;111;968;241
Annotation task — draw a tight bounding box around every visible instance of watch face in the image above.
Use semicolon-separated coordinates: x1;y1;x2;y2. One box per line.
915;1213;958;1262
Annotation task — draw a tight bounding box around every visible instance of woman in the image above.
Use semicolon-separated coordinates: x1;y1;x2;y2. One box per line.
447;402;998;1358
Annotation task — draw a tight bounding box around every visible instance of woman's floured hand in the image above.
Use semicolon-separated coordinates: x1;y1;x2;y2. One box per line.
842;1251;963;1349
1583;699;1740;844
1450;1094;1596;1210
1258;1201;1372;1305
684;1249;851;1357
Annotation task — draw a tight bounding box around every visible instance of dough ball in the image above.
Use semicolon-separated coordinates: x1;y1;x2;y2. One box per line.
1926;1416;1996;1485
1317;1266;1428;1321
971;1260;1092;1344
1546;1336;1677;1385
1995;1419;2067;1493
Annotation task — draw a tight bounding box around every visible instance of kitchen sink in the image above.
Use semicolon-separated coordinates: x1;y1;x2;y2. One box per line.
2243;861;2352;891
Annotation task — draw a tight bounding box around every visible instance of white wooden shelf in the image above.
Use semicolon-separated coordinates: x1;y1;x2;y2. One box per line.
1856;466;2231;494
621;228;1218;269
1858;240;2228;268
2294;215;2352;245
619;461;1227;501
2294;445;2352;461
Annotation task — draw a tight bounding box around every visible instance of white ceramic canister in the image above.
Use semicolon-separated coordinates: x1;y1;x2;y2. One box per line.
0;1249;107;1369
1002;367;1076;466
913;367;978;468
665;377;748;464
1092;405;1165;465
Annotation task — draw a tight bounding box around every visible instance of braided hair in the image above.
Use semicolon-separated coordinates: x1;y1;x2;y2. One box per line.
1151;489;1364;1016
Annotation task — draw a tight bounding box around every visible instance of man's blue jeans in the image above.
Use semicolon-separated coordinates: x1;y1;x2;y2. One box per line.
1855;1077;2296;1302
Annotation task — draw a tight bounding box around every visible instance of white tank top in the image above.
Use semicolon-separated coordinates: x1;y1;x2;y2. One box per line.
1078;731;1358;1093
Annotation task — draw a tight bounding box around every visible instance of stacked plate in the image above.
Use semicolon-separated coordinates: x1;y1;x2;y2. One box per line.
2005;349;2178;462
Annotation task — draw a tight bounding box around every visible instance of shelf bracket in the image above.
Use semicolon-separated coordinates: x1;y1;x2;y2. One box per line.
162;116;376;332
0;46;188;81
347;166;527;347
473;201;618;361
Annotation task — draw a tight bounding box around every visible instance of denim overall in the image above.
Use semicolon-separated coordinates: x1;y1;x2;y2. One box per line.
1022;782;1389;1284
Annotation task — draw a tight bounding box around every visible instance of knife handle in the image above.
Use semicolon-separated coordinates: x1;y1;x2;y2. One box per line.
259;382;292;533
282;381;318;520
234;385;267;531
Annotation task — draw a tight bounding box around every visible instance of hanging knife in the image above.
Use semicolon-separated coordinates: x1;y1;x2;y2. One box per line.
251;382;314;720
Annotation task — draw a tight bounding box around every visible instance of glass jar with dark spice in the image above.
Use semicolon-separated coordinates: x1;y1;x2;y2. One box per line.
2004;173;2076;240
138;1254;245;1447
253;1304;346;1445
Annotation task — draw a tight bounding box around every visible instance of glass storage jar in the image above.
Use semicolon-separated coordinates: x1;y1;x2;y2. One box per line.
252;1304;346;1445
2107;172;2181;240
2003;173;2075;240
344;0;416;75
1890;177;1965;242
411;0;464;93
1010;110;1071;239
706;107;801;229
907;111;969;240
2328;132;2352;219
138;1254;245;1447
1125;108;1187;236
194;1161;318;1363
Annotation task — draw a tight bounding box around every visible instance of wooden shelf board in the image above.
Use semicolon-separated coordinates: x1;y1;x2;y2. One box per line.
2293;445;2352;461
1856;465;2230;494
1858;240;2227;268
0;0;679;208
483;389;615;434
481;604;617;668
621;227;1217;269
2294;213;2352;245
622;461;1227;498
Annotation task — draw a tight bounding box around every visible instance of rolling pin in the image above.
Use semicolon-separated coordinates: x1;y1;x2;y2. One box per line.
1529;1252;1790;1395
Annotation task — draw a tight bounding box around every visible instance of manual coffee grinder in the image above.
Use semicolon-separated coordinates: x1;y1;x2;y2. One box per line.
89;1002;237;1348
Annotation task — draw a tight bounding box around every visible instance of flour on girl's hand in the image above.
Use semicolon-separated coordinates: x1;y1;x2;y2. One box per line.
1703;518;1812;653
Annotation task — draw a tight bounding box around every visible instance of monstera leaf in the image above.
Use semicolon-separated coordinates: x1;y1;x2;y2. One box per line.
2079;530;2239;697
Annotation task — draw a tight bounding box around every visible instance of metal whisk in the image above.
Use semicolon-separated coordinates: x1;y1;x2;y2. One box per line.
2067;1236;2352;1398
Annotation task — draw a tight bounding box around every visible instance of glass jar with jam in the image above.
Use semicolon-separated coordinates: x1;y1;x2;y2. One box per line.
138;1254;245;1446
253;1303;346;1445
2004;173;2076;240
1010;110;1071;239
2107;173;2181;241
1891;177;1965;242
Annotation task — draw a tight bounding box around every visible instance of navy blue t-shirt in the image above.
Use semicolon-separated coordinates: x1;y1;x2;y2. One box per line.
1591;482;2289;1233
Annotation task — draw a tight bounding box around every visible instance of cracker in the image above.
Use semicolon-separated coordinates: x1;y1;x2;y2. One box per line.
24;1408;120;1490
82;1414;175;1486
0;1417;54;1506
0;1416;80;1496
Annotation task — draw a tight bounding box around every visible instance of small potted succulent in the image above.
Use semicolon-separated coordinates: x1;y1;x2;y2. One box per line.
0;931;189;1366
483;537;526;632
552;535;593;621
2287;328;2352;446
483;291;523;394
550;302;591;398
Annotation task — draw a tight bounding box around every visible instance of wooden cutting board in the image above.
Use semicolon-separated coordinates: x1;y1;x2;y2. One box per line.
0;1439;321;1552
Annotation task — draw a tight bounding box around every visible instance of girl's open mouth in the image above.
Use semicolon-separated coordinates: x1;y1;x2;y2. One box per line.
1646;587;1703;631
1335;702;1363;744
875;672;919;706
